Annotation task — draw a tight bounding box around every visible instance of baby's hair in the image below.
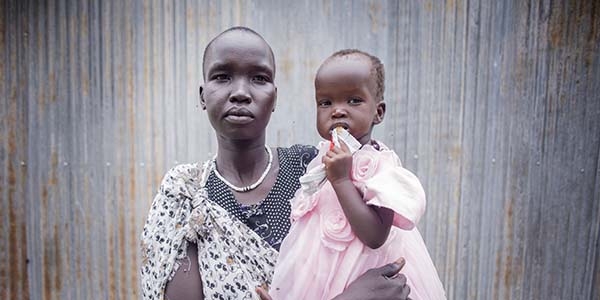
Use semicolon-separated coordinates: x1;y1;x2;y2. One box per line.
202;26;275;78
328;49;385;102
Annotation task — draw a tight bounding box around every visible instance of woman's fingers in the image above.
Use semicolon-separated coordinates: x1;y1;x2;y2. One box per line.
381;257;406;278
394;257;406;270
337;258;412;300
400;283;411;299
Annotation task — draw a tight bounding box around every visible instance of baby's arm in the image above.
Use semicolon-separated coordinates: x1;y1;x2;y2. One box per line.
323;141;393;249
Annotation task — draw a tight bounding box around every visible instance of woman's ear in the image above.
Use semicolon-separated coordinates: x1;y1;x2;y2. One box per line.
272;86;277;112
199;85;206;110
374;101;386;124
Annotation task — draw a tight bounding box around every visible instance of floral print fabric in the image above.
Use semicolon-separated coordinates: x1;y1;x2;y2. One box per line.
140;145;316;300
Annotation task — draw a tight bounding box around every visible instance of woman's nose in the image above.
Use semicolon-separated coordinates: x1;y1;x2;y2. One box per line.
229;79;251;103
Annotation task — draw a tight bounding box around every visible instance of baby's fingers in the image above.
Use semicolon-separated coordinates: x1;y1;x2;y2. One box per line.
328;139;351;156
337;139;351;154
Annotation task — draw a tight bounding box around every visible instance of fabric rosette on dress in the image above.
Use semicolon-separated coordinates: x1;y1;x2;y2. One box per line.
351;148;379;181
290;191;318;222
319;208;355;252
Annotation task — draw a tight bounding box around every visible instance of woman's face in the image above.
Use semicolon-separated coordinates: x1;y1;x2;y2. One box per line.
201;31;277;141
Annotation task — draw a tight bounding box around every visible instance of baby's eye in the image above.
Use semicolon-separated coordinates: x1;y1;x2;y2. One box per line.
348;98;363;105
317;100;331;107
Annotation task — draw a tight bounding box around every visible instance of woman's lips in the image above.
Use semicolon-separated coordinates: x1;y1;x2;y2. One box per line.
224;114;254;124
224;107;254;124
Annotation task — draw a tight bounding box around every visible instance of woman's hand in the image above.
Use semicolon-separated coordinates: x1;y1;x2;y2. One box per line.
333;257;411;300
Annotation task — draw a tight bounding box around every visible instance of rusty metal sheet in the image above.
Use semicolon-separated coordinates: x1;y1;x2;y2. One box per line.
1;0;599;299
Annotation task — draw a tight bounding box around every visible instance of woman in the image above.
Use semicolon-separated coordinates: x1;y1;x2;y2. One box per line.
140;26;412;300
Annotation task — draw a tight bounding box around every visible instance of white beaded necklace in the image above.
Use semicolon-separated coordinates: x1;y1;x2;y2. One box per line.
212;146;273;193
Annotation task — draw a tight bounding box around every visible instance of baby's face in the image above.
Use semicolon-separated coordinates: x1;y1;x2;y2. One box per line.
314;56;384;145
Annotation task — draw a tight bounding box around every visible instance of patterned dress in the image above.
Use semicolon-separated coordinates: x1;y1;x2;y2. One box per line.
140;145;317;300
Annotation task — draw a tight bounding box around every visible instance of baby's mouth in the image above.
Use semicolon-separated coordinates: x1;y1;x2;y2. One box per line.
330;123;349;132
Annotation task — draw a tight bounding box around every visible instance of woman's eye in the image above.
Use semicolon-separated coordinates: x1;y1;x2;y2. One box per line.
213;74;229;81
253;75;269;83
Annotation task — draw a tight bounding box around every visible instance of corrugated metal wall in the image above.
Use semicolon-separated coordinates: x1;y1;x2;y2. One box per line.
1;0;598;299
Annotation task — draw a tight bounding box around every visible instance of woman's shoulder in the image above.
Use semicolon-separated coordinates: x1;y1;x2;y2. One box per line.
158;162;206;196
163;162;202;180
142;161;209;249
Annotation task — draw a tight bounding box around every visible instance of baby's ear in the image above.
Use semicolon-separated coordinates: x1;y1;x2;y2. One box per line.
374;101;386;124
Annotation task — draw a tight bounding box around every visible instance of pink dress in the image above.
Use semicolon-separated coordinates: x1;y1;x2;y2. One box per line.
270;141;446;300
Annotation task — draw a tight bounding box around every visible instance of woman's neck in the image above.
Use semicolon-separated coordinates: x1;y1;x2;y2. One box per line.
214;137;270;184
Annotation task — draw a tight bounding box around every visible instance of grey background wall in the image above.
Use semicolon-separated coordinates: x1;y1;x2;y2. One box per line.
1;0;599;299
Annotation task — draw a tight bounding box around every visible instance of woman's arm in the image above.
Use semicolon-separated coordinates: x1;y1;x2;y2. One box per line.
164;243;204;300
323;141;393;249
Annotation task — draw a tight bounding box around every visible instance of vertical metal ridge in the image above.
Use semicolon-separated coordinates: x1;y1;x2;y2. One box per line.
2;1;599;299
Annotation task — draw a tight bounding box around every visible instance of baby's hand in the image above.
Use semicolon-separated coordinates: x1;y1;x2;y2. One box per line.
322;139;353;184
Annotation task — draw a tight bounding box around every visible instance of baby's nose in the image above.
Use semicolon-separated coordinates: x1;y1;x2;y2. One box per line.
332;106;347;117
